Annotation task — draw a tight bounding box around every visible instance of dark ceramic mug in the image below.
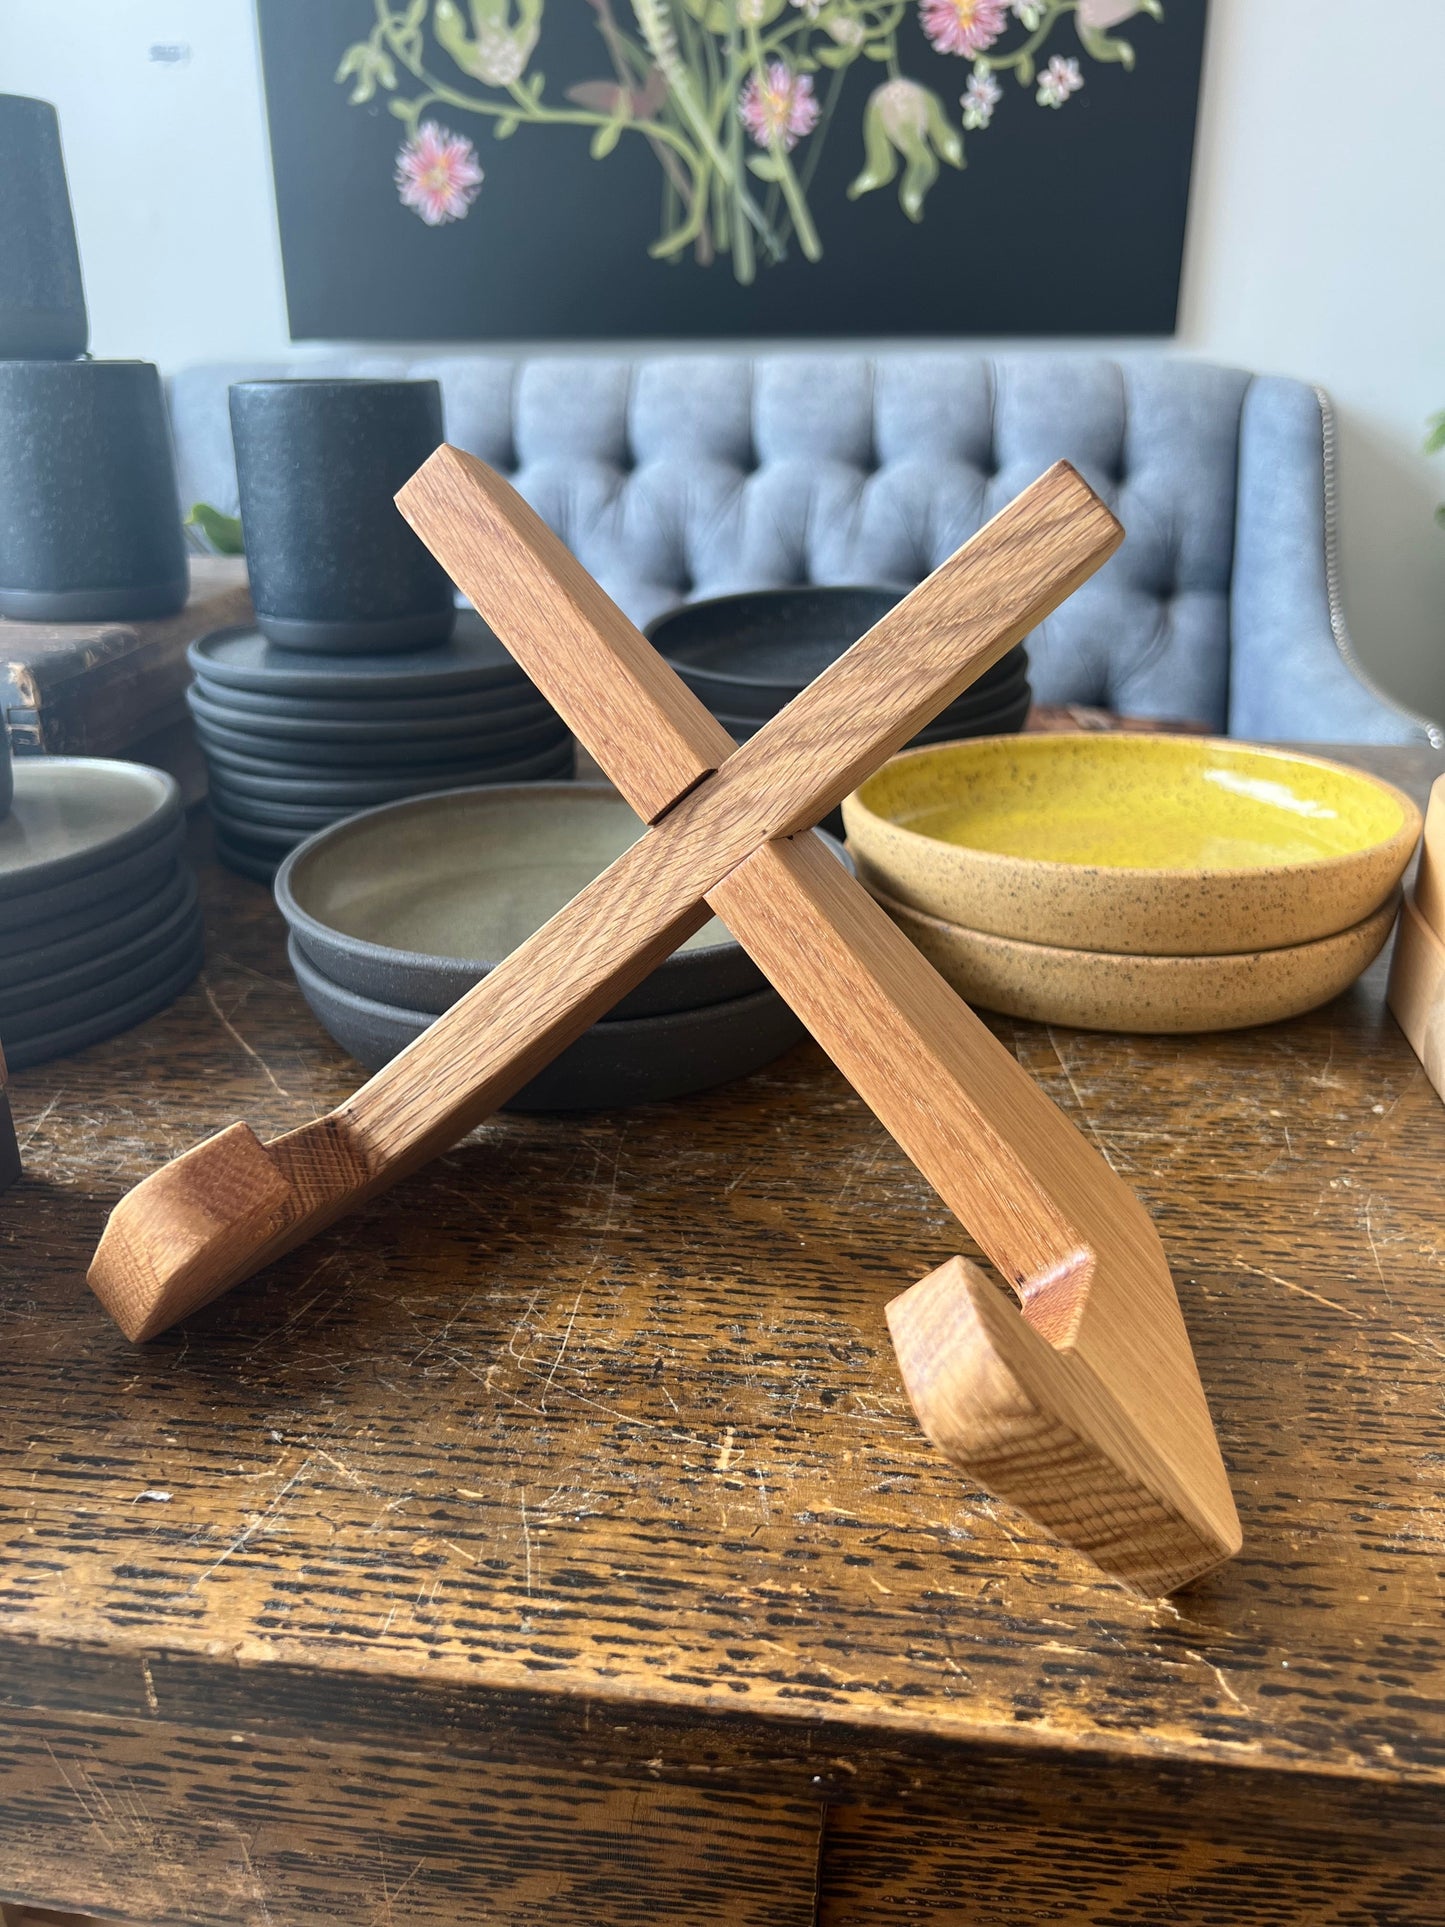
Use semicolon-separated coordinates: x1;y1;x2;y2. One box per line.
0;359;188;622
0;95;87;360
229;378;455;654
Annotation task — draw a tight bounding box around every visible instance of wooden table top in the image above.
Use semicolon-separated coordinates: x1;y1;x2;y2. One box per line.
3;743;1444;1851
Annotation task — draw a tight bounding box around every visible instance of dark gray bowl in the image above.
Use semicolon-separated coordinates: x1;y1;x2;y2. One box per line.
0;876;199;1021
189;613;535;698
2;935;203;1069
3;910;203;1042
275;781;853;1022
648;586;1028;721
0;759;183;907
230;379;454;654
0;860;189;975
288;934;805;1111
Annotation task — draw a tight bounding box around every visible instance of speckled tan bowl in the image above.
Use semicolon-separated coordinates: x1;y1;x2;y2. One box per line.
843;735;1421;956
868;882;1399;1033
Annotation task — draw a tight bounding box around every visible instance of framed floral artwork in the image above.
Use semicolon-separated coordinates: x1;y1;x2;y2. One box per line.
256;0;1208;338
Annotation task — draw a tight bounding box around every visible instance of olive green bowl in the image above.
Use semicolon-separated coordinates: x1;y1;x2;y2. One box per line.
842;734;1422;957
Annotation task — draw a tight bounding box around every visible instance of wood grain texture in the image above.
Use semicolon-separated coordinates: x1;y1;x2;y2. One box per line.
399;448;1123;839
818;1796;1445;1925
707;830;1237;1593
0;1706;821;1927
1415;773;1443;938
395;445;733;823
1388;894;1445;1099
88;456;1122;1348
0;1042;19;1195
0;556;251;756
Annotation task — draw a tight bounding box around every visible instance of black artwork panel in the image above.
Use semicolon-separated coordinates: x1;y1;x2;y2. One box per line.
257;0;1207;340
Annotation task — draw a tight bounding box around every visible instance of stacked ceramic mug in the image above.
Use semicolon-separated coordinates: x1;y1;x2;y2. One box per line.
192;379;572;881
0;96;188;626
0;96;203;1067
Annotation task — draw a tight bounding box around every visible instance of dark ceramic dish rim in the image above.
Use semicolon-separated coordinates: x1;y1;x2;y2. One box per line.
287;928;788;1038
645;585;913;692
0;873;200;1014
2;938;203;1071
273;780;853;1010
188;619;534;697
0;759;182;904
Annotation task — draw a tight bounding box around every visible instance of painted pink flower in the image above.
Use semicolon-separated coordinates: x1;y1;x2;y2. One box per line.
738;64;820;153
1036;53;1084;106
961;67;1002;129
395;121;484;226
918;0;1008;58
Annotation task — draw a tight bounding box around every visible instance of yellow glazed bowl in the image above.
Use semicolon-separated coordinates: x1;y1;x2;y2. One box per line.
870;883;1399;1033
843;734;1421;956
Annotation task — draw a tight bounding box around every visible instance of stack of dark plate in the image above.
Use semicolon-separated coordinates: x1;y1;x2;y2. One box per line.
647;585;1031;749
0;758;202;1068
274;783;855;1109
187;612;574;881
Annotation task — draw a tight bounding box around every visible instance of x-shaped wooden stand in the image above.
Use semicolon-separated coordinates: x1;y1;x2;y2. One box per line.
89;449;1240;1595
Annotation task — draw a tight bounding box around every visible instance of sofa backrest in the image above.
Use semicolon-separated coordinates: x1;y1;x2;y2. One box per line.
168;353;1261;730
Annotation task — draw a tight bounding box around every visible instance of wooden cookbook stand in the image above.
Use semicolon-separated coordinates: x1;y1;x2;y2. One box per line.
85;451;1240;1597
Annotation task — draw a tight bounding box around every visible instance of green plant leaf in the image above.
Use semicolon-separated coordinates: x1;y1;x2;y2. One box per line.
1076;22;1135;67
863;41;891;59
186;503;244;556
816;44;857;67
494;115;519;137
388;96;416;120
590;117;624;158
1425;410;1445;455
747;151;787;183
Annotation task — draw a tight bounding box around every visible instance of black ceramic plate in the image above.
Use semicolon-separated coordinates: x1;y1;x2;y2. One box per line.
0;818;185;936
190;695;569;766
186;683;564;748
214;832;283;885
0;874;199;1020
209;747;575;830
195;733;571;783
696;653;1029;730
207;806;309;852
189;612;532;698
0;759;182;906
190;675;554;728
192;709;573;771
648;587;1027;712
205;750;575;809
3;936;204;1070
910;684;1033;744
0;856;188;966
3;913;203;1043
274;782;855;1023
288;935;805;1111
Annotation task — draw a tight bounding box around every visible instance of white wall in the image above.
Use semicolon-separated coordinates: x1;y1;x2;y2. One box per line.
2;0;1442;717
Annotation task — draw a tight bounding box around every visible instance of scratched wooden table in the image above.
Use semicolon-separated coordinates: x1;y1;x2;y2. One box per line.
1;744;1443;1927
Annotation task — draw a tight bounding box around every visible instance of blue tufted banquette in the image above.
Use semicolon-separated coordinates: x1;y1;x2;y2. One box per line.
167;353;1439;747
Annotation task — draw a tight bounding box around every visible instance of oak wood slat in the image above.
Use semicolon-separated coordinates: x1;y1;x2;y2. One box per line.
87;457;1124;1352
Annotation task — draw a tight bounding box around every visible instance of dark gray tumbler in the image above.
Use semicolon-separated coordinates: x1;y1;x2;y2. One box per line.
229;378;455;653
0;95;87;360
0;359;188;621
